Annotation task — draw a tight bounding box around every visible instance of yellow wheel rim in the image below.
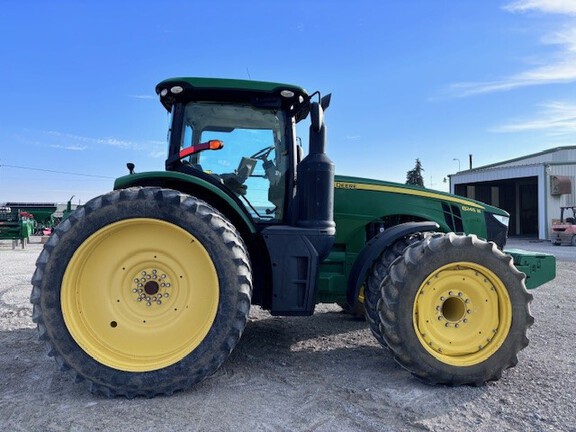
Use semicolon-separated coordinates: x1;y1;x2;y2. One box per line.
413;261;512;366
358;286;365;304
61;219;219;372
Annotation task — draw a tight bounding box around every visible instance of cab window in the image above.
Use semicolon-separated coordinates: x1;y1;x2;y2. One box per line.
181;102;287;221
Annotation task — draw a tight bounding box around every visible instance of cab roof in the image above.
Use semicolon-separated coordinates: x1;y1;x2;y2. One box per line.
156;77;310;121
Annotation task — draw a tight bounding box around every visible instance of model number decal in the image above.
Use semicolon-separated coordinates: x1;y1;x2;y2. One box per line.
461;206;482;214
335;182;357;190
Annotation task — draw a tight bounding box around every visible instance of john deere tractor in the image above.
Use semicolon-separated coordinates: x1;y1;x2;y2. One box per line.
31;77;555;397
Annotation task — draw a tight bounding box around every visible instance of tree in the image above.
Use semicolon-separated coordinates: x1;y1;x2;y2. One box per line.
406;158;425;187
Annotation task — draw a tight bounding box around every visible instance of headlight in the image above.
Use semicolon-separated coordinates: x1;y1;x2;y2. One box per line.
492;214;509;227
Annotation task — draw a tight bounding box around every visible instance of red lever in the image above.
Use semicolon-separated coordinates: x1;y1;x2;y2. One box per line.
179;140;224;159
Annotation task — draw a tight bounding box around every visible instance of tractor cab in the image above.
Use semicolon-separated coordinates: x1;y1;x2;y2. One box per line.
156;78;315;224
153;77;336;316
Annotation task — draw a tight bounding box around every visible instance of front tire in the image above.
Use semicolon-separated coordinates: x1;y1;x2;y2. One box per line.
378;233;532;385
31;187;252;397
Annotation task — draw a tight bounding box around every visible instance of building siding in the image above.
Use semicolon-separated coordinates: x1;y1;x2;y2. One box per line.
450;147;576;240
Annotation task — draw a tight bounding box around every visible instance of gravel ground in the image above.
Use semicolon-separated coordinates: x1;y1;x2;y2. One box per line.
0;237;574;431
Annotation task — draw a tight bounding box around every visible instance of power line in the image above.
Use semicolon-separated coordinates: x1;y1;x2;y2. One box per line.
0;163;115;179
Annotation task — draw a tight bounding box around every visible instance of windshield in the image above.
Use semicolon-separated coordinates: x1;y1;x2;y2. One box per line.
180;102;288;221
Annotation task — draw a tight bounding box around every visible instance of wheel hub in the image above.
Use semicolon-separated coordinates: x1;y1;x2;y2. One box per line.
131;268;172;307
437;290;471;327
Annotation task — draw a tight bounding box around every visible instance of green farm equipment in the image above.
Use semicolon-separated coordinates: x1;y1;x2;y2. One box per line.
5;202;58;235
31;78;556;397
0;206;35;248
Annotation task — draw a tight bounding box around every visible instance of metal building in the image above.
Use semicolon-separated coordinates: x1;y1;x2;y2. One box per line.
449;146;576;240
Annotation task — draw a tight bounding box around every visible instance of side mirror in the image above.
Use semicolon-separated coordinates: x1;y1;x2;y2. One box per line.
321;93;331;111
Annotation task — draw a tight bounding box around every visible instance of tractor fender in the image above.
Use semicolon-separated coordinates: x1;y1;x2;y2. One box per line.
113;171;257;234
346;221;439;307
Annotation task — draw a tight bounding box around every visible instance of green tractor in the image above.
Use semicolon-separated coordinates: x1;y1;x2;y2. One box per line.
31;77;555;397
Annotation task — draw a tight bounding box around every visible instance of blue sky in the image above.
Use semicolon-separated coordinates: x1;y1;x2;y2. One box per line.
1;0;575;203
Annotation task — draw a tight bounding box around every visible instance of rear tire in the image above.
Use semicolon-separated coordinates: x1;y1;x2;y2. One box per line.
365;235;422;346
378;233;532;385
31;187;252;397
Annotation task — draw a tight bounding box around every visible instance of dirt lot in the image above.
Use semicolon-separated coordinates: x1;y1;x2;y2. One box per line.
1;237;574;431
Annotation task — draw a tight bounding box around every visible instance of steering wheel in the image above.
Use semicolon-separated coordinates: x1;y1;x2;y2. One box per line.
250;145;274;161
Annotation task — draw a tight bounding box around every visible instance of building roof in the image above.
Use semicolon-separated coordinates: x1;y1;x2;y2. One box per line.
454;146;576;175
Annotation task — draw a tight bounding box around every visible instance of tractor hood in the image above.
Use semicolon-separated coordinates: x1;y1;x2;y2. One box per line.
334;175;508;217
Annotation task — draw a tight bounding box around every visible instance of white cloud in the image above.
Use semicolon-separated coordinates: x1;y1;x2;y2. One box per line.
49;144;88;151
44;131;139;149
492;101;576;136
446;4;576;97
148;150;165;159
95;137;136;149
128;94;156;100
449;60;576;97
504;0;576;15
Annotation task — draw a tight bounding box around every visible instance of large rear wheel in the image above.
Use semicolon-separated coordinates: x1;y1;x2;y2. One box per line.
31;187;252;397
378;233;532;385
